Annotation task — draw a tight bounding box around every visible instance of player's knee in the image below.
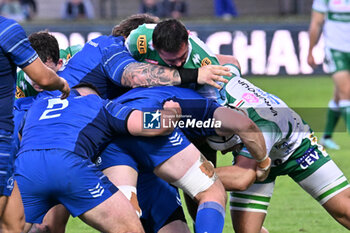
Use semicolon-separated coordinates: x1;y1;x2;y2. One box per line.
171;155;218;200
117;185;142;217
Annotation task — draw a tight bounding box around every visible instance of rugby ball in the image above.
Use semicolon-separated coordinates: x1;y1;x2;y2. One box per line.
206;134;242;151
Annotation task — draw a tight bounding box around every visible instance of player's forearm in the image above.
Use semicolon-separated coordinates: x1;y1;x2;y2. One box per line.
215;163;256;191
22;58;65;91
308;11;324;52
121;62;181;88
238;129;267;162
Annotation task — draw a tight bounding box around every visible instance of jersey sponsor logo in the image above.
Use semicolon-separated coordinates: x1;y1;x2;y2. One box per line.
192;54;201;65
87;40;98;47
15;86;25;99
237;79;279;116
145;58;158;65
95;156;102;166
242;93;259;103
143;110;161;129
88;182;105;198
296;148;320;169
6;175;14;190
137;35;147;54
201;57;212;66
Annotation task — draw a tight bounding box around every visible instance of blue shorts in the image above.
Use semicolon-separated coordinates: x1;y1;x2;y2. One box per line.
138;172;183;233
97;141;139;172
99;128;190;172
0;129;15;196
15;149;118;223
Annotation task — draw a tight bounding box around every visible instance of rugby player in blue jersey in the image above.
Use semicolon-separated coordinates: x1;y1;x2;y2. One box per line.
15;83;181;233
98;86;269;233
0;16;70;233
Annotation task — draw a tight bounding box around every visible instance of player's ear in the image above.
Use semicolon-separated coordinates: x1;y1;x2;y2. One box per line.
57;59;63;70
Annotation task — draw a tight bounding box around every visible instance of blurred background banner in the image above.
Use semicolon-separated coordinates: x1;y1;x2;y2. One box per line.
23;22;325;76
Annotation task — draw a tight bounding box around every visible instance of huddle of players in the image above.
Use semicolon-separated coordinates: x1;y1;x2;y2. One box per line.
15;14;350;233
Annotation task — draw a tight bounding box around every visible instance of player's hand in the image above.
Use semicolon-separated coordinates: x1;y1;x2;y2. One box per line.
197;65;231;89
307;52;317;68
59;77;70;99
256;157;271;182
163;100;182;121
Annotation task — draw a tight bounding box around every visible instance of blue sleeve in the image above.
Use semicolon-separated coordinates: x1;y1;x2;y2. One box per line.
104;100;135;134
0;21;38;68
101;44;138;86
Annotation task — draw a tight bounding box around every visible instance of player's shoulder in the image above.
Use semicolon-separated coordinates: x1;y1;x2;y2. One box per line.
131;23;156;36
0;17;25;42
127;23;155;46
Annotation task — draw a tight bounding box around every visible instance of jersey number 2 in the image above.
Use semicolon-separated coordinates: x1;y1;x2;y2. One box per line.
39;98;69;120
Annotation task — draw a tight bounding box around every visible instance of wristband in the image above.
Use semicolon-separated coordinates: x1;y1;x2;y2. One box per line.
257;157;271;171
178;68;198;84
257;164;270;171
256;154;269;163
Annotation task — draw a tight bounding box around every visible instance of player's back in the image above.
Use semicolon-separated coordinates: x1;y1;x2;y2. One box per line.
19;91;113;159
58;35;132;99
115;86;207;110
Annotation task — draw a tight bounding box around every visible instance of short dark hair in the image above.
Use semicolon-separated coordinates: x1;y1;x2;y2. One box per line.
152;19;188;53
112;13;160;38
72;82;101;96
28;30;60;65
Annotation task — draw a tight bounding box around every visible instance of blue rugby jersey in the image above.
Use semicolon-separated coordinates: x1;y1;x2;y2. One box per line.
0;16;38;132
58;35;137;99
114;86;221;139
18;90;134;159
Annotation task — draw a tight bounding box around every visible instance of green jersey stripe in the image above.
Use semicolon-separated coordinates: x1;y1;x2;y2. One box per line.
328;12;350;22
230;202;268;210
231;193;271;202
316;179;349;201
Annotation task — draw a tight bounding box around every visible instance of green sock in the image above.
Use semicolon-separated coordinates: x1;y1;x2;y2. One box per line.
340;106;350;133
324;108;341;138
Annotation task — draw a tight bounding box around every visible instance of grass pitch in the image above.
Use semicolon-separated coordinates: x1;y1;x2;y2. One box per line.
66;76;350;233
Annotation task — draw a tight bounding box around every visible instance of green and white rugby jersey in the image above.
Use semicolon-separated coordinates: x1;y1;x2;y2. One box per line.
125;23;224;102
223;65;311;166
16;45;82;99
313;0;350;52
59;44;83;66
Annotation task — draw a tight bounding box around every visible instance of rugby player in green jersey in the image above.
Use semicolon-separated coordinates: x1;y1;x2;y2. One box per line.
308;0;350;150
16;31;82;99
215;66;350;232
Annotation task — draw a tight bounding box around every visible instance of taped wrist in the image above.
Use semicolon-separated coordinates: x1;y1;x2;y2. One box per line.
178;68;198;84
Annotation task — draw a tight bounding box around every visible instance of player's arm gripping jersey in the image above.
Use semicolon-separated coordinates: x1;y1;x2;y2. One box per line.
223;75;311;165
